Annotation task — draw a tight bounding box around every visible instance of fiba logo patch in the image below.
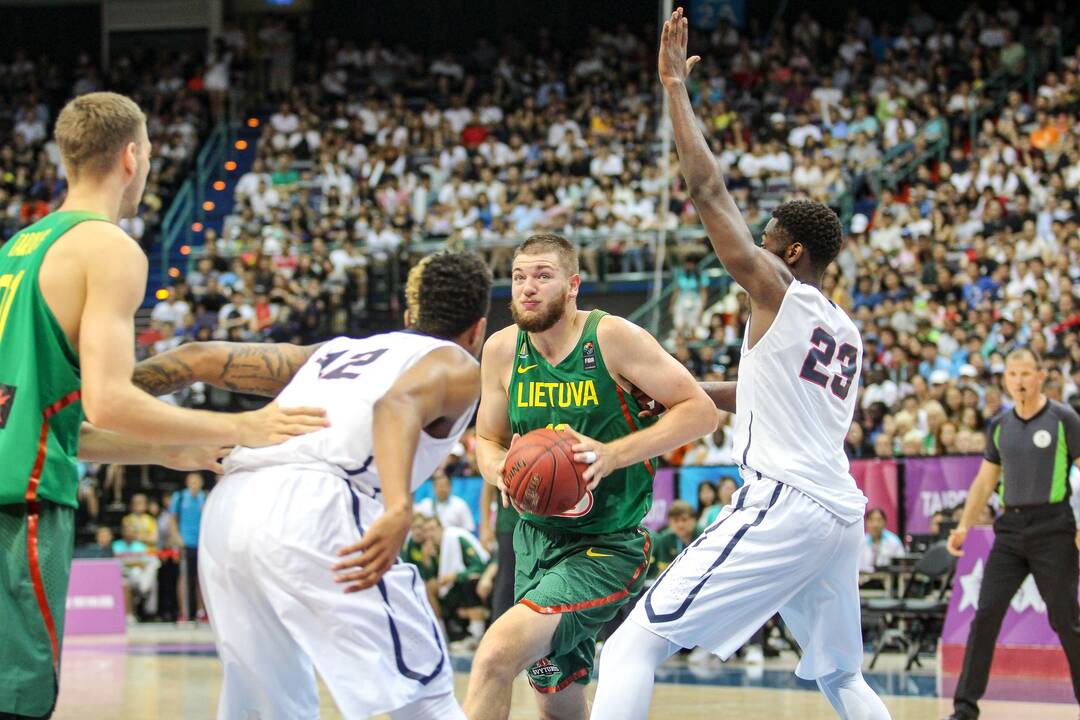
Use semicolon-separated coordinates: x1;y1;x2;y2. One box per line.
1032;429;1052;449
582;341;596;371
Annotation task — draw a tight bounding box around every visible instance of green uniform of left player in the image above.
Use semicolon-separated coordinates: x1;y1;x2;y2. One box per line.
0;211;108;717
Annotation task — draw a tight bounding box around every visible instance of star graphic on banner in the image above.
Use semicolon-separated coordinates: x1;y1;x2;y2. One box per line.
1011;575;1047;614
958;558;984;612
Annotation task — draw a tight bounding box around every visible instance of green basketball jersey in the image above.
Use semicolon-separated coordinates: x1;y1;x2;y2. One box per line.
506;310;657;534
0;211;109;508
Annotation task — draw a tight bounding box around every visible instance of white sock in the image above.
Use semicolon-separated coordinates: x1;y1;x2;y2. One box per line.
815;670;892;720
589;620;679;720
469;619;486;639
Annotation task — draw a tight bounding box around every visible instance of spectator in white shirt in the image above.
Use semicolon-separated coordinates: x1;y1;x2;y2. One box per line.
860;508;906;573
415;472;476;533
235;159;271;199
269;102;300;134
442;95;473;134
590;145;624;179
787;112;823;149
365;216;403;257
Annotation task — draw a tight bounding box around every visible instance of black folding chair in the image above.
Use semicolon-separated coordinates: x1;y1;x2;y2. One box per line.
863;541;956;669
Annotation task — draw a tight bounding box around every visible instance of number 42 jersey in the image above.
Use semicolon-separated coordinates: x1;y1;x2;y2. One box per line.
224;332;477;495
733;280;867;524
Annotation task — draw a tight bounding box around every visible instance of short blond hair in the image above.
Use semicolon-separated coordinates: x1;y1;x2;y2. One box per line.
54;92;146;180
514;233;579;276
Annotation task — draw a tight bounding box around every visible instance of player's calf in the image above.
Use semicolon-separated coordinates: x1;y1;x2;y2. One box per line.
463;604;561;720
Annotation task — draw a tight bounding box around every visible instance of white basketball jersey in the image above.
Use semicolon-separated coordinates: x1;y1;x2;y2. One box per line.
732;281;867;523
224;332;477;495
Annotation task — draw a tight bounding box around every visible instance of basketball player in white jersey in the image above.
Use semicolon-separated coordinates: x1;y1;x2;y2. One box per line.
133;251;491;719
590;11;891;720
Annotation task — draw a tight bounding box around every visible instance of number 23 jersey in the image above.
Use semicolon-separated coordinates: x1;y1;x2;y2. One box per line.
733;280;867;524
224;332;477;494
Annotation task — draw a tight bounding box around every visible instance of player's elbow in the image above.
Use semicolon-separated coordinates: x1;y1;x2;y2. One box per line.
686;174;725;202
81;383;129;431
672;392;721;437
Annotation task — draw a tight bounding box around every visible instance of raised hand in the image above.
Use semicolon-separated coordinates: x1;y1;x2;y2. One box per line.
658;7;701;87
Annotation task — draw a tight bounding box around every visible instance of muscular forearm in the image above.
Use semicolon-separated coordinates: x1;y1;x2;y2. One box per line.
475;434;509;487
132;341;319;397
608;395;717;472
701;381;737;412
958;469;998;529
78;422;171;465
85;386;242;446
664;79;726;194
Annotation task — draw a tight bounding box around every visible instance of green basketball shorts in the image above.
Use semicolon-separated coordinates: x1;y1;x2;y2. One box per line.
0;501;75;717
514;520;651;693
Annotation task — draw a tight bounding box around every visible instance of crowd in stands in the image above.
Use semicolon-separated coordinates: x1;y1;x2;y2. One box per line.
158;3;1071;347
0;44;235;247
5;3;1080;639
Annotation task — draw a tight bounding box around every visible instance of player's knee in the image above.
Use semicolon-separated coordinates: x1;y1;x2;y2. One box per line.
472;630;531;680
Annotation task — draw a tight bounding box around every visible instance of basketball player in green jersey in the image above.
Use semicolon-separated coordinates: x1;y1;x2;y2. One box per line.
463;234;717;720
0;92;325;719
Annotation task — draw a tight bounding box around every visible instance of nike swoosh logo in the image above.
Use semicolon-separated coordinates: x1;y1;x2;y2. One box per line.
586;548;612;558
517;364;538;374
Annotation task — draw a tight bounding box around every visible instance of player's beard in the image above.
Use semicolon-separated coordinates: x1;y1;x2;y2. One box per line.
510;287;568;333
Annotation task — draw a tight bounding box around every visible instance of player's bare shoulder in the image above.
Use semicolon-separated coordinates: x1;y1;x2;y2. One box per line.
481;324;520;389
58;219;145;270
594;313;652;354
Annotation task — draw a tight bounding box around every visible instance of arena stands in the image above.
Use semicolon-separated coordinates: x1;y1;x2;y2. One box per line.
4;5;1077;632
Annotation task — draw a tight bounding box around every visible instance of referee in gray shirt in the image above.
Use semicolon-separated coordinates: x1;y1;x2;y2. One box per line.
946;349;1080;720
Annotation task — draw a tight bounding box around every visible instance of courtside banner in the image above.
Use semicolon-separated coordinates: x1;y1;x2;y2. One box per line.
903;455;982;534
850;459;900;534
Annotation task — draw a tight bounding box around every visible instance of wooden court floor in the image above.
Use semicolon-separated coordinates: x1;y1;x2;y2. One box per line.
52;627;1076;719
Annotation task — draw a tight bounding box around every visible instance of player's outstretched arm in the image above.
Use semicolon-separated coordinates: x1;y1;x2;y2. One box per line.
474;328;518;493
572;317;718;485
659;8;790;313
633;379;737;417
78;423;228;473
77;226;327;448
332;346;481;592
132;341;324;397
700;381;737;413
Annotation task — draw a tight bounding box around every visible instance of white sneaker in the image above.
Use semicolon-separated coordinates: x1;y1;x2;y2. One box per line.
744;645;765;665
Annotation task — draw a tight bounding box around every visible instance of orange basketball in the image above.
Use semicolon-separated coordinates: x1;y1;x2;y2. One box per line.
504;428;588;516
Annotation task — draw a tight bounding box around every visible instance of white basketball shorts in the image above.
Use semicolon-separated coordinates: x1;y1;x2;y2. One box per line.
629;474;865;680
199;468;458;719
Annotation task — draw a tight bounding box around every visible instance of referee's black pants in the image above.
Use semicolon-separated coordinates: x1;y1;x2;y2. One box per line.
954;503;1080;718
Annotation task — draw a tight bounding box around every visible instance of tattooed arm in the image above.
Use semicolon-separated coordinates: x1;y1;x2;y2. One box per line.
132;342;324;397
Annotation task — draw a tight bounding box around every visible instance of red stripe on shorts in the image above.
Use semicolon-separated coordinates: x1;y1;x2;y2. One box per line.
614;386;654;476
519;529;652;615
23;389;81;668
27;503;60;667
